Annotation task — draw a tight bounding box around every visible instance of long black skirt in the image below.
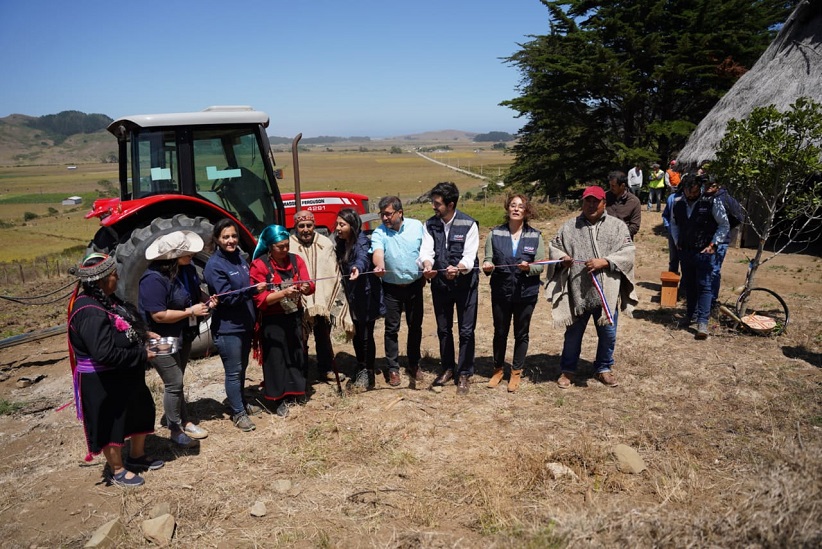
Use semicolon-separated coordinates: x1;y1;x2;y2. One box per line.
260;312;306;402
79;367;155;459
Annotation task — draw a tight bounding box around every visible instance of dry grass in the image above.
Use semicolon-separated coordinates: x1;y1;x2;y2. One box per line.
0;209;820;547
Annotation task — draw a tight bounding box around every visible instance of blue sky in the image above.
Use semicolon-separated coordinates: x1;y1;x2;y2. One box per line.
0;0;550;138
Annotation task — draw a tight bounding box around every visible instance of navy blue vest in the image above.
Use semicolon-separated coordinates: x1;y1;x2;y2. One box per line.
425;210;479;292
489;224;542;302
674;197;718;250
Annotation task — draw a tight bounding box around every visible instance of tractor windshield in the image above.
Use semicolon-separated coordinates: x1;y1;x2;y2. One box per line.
125;125;281;235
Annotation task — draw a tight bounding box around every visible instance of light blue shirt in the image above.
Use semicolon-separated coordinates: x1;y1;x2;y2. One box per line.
370;217;425;285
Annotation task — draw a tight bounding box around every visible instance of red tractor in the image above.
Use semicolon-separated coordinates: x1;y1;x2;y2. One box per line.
85;106;369;352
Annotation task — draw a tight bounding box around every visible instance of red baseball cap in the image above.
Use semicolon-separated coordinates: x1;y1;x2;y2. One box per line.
581;186;606;200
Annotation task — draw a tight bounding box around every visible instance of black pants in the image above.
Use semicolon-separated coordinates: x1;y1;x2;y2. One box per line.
303;315;334;372
382;279;425;372
491;297;536;371
432;282;478;377
352;319;377;368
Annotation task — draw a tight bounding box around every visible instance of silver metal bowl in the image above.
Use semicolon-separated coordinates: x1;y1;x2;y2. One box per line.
147;336;180;356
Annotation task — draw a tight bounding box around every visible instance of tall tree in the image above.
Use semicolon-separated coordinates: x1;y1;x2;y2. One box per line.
502;0;795;197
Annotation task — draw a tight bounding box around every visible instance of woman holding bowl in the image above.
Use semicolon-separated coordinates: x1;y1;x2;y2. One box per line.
68;253;162;487
139;230;212;447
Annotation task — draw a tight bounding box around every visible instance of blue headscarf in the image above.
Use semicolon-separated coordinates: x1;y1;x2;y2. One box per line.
252;224;291;260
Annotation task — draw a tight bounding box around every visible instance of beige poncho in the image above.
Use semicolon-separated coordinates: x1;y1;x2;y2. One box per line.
289;233;354;336
545;213;638;327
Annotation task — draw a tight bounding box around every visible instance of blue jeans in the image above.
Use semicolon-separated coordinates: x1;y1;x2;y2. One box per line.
680;249;714;324
648;188;664;211
710;243;729;306
214;333;251;416
560;308;618;374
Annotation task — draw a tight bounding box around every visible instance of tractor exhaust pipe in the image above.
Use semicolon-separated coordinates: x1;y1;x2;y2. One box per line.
291;133;302;211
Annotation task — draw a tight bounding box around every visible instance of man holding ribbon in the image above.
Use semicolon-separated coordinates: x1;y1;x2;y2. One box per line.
546;186;638;389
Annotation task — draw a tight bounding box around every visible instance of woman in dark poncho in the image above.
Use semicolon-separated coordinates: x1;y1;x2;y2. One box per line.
250;225;315;418
67;253;163;487
334;208;385;390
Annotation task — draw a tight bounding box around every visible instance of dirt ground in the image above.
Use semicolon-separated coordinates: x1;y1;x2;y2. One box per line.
0;210;820;548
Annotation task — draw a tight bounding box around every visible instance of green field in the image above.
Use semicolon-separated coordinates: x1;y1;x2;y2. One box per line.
0;144;515;262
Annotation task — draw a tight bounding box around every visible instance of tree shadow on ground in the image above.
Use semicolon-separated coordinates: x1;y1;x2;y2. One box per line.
782;345;822;368
187;397;227;422
632;307;683;328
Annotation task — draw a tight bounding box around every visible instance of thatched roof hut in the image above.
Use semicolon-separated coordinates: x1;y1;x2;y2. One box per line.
677;0;822;169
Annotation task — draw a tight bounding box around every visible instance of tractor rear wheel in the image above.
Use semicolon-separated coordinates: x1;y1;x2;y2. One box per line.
100;214;216;357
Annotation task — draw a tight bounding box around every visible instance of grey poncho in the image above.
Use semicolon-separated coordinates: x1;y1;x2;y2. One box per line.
545;213;638;327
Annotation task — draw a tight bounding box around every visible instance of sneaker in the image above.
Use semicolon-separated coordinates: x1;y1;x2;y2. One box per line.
350;368;371;391
245;402;264;416
695;322;709;340
595;371;619;387
184;423;208;439
124;454;165;473
110;468;144;487
275;400;290;418
170;429;199;449
232;412;256;432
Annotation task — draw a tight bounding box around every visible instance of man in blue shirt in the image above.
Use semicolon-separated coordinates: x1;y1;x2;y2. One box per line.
371;196;426;387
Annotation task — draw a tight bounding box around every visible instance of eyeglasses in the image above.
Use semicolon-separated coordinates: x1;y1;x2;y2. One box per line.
380;210;399;219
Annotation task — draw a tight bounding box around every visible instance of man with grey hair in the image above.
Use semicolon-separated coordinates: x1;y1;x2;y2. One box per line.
289;210;350;384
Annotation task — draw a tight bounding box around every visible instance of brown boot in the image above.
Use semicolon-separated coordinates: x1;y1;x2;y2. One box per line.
507;369;522;393
487;367;504;388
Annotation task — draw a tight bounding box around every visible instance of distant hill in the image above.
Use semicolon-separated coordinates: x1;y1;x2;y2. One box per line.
0;110;509;165
0;113;116;165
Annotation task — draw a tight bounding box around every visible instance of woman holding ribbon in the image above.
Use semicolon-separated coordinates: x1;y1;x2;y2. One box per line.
250;225;315;417
203;219;267;432
68;253;163;487
139;230;213;447
334;208;385;391
481;194;545;393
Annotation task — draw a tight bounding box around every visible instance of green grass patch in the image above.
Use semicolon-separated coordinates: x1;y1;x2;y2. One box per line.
0;399;23;416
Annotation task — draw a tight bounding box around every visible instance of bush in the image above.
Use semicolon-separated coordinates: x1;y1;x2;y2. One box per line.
23;212;38;221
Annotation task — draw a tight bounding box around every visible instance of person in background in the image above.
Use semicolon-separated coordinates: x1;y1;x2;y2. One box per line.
546;186;638;389
702;175;744;309
139;231;212;448
420;182;480;396
371;196;426;387
666;160;681;193
662;183;685;275
334;208;385;391
289;210;351;384
250;225;315;417
648;163;666;212
481;194;545;393
68;253;163;487
627;163;643;196
203;219;267;432
605;171;641;239
670;174;730;340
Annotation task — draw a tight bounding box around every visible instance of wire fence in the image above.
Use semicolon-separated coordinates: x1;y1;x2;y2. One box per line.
0;256;79;285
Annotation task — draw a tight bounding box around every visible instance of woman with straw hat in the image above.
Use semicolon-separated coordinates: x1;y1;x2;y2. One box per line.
139;230;213;448
67;253;163;487
250;225;315;417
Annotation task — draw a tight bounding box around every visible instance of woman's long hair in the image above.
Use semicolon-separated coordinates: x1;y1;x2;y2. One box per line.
334;208;362;270
150;258;179;280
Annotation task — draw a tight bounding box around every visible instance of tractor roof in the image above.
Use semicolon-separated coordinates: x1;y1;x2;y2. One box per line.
107;106;269;136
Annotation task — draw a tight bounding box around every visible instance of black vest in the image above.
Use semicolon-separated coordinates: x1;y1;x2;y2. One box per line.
489;224;542;302
425;210;479;292
674;196;718;250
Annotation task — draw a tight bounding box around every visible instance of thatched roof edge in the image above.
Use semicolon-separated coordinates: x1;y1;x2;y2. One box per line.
677;0;822;170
